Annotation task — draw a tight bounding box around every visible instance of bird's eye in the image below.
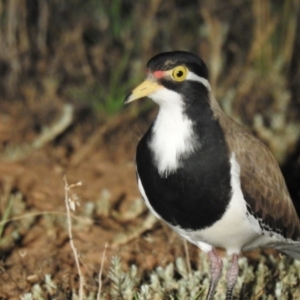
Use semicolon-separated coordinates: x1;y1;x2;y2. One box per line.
172;66;188;82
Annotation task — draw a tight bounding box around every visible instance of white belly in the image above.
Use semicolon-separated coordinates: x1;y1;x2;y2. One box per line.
170;200;263;255
137;153;288;255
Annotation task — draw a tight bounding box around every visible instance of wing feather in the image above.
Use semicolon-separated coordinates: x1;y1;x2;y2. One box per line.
211;97;300;240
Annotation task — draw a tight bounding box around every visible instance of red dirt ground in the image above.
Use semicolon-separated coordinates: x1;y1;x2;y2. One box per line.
0;101;202;299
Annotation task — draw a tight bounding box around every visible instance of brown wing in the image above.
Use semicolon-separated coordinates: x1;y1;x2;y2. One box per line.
223;119;300;240
208;91;300;240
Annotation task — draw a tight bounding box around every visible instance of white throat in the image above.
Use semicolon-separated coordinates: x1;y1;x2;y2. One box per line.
148;88;199;177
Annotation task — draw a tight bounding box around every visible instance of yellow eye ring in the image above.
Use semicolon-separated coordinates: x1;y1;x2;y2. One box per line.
172;66;188;81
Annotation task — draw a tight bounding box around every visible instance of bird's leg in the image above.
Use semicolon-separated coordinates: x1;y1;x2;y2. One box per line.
206;249;223;300
225;253;239;300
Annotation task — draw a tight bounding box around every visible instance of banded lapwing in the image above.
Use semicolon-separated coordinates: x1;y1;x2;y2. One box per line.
124;51;300;300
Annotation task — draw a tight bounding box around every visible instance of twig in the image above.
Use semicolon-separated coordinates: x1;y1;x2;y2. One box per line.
33;104;74;149
0;193;13;239
112;213;157;246
0;211;92;227
1;104;74;161
97;243;108;300
63;176;84;299
183;239;192;275
70;112;135;167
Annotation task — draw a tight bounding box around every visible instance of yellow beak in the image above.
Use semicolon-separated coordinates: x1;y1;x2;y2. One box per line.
124;79;163;104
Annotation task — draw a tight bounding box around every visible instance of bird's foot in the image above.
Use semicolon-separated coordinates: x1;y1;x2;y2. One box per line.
225;253;239;300
206;249;223;300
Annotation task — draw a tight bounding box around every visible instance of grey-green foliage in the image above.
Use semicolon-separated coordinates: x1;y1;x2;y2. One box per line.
20;250;300;299
109;256;138;299
109;255;204;300
234;254;300;300
107;251;300;300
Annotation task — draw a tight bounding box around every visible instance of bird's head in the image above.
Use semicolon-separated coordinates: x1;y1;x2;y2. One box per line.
124;51;211;108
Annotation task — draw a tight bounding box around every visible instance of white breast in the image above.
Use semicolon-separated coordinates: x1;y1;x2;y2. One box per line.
149;88;199;177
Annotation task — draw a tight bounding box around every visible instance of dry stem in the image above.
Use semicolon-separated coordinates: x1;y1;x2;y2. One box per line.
63;176;84;299
97;243;108;300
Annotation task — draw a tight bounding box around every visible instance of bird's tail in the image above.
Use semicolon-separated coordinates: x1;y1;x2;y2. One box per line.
267;241;300;260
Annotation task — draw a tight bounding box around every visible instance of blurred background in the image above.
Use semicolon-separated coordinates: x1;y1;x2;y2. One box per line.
1;0;300;158
1;0;300;298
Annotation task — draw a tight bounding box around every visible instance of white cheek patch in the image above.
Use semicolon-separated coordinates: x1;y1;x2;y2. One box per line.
148;89;200;177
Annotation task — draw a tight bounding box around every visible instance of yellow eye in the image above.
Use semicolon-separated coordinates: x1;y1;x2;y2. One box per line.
172;66;188;81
